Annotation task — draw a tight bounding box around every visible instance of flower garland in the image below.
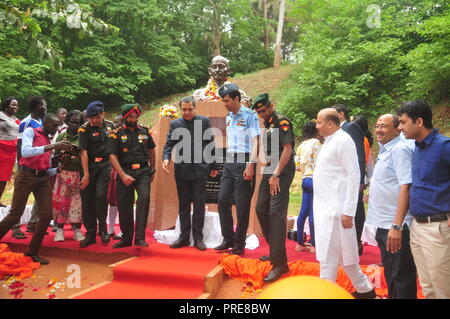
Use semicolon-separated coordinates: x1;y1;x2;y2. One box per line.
204;78;230;101
159;104;179;119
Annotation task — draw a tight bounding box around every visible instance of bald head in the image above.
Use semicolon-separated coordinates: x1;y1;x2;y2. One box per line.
319;108;340;125
316;108;341;137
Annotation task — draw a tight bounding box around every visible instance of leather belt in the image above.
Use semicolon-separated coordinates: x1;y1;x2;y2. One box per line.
121;162;148;170
414;214;449;223
19;166;48;177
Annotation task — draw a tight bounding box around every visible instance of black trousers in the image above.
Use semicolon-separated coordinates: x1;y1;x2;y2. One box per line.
355;189;365;245
218;162;255;250
175;177;207;243
116;166;152;243
256;160;295;267
375;225;417;299
81;162;110;237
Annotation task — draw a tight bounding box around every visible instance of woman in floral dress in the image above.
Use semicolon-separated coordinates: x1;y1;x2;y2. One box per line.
52;110;85;242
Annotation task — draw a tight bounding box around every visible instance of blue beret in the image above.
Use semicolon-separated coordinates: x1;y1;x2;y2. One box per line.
218;83;240;98
86;101;104;117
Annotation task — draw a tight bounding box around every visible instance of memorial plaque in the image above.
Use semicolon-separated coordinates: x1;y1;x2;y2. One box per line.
205;147;226;204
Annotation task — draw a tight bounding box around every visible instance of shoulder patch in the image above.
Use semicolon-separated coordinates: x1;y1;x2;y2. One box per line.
78;127;86;133
279;119;290;126
109;133;118;139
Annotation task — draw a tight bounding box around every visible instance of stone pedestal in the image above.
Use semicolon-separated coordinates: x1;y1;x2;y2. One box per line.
148;101;262;237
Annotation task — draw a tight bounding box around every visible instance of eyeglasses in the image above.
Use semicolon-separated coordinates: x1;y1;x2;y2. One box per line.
256;107;269;115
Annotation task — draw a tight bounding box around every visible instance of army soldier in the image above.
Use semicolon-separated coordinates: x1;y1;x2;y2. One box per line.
253;93;296;283
215;83;260;255
107;104;156;248
78;101;115;248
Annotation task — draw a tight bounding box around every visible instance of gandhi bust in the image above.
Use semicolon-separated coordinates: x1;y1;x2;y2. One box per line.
193;56;251;106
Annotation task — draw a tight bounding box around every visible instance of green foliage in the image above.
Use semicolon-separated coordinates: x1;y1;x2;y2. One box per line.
279;0;449;130
1;0;277;112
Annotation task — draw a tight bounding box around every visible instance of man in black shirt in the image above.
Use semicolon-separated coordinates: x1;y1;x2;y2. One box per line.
78;101;115;248
107;104;156;248
253;93;296;283
162;96;218;251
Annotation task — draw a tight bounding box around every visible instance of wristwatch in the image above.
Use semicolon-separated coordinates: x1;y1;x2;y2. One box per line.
272;173;280;178
391;224;402;231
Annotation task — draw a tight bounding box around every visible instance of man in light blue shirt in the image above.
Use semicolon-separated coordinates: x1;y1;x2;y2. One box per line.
215;83;260;255
367;114;417;299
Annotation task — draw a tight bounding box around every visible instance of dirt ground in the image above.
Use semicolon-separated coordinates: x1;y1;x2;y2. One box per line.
0;255;112;300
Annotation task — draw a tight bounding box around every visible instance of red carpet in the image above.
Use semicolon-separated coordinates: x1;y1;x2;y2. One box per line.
0;225;155;257
1;225;382;299
75;243;221;299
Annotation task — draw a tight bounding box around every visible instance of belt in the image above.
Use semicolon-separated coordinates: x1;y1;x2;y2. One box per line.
225;152;251;163
90;157;108;164
414;214;449;223
19;166;48;177
121;162;148;170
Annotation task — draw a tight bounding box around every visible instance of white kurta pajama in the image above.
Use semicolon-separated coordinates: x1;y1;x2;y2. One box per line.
313;129;372;293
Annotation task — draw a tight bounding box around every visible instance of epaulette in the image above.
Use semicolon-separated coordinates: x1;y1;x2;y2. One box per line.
279;117;291;132
139;124;150;132
78;122;89;133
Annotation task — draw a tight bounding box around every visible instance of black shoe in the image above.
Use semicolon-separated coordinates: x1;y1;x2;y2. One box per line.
134;240;148;247
170;238;190;249
259;255;271;262
12;230;27;240
194;241;207;251
358;243;364;256
80;238;96;248
113;240;132;249
215;241;233;251
25;224;36;233
25;254;49;265
352;289;377;299
109;233;122;240
99;231;110;244
229;247;244;256
264;265;289;283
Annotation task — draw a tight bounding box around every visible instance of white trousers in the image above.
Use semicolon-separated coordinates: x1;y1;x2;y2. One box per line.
319;218;373;293
320;261;373;293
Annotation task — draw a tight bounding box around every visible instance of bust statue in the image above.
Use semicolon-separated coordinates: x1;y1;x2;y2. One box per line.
193;56;251;106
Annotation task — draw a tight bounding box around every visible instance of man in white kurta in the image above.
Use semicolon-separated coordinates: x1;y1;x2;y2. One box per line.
313;108;375;298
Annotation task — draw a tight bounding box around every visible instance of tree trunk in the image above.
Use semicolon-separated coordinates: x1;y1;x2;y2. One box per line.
263;0;270;51
273;0;285;68
210;0;222;56
213;26;221;56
